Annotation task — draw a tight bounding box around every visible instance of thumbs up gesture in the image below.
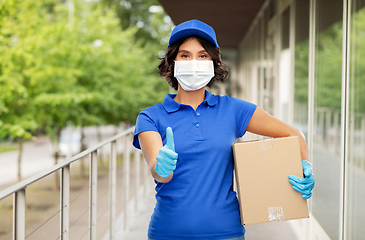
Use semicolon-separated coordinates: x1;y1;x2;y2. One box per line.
155;127;178;177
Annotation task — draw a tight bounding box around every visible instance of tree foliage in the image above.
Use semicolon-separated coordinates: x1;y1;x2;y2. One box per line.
349;7;365;115
100;0;173;47
0;0;171;142
294;21;343;111
295;8;365;116
0;0;171;183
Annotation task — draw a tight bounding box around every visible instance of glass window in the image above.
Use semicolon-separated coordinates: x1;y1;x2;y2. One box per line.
294;0;309;140
264;31;275;114
278;6;290;123
312;1;344;240
347;1;365;239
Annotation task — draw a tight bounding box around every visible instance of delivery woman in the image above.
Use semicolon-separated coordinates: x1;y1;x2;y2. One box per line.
132;19;315;240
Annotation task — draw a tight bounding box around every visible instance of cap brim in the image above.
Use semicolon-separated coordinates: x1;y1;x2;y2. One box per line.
169;28;219;49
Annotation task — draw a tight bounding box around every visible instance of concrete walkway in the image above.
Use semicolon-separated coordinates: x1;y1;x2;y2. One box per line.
114;189;299;240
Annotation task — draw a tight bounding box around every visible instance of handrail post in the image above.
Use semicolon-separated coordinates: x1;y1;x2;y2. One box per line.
134;148;141;213
123;134;131;231
143;153;148;200
60;165;70;240
109;141;117;240
0;127;136;240
13;189;26;240
89;151;98;240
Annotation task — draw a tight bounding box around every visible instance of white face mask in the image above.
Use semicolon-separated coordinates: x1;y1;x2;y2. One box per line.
174;60;214;91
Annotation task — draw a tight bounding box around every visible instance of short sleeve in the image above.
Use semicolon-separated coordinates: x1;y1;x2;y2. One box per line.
132;109;159;149
230;97;257;138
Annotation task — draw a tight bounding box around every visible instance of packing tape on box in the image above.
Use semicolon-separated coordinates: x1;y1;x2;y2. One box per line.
268;206;284;221
259;141;274;151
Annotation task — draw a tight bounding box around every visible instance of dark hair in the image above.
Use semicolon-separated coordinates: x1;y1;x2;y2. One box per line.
158;36;229;90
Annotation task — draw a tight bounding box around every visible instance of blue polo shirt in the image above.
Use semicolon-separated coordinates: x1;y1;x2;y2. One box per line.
133;90;257;240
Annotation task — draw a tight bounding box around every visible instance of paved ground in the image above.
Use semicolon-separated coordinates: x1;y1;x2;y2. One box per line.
0;128;301;240
114;188;299;240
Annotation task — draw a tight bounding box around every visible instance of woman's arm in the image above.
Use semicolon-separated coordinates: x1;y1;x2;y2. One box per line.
138;131;174;183
248;107;315;199
246;107;309;161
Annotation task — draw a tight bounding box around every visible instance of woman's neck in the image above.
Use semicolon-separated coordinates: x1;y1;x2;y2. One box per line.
174;87;206;111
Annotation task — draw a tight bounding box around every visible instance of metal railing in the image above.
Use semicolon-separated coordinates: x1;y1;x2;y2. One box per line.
0;126;151;240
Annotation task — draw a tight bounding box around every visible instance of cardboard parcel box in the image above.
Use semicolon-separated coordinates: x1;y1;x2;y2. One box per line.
233;136;309;225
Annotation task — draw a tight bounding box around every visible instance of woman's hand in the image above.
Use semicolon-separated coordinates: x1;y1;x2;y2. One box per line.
138;127;178;183
288;160;315;199
155;127;178;177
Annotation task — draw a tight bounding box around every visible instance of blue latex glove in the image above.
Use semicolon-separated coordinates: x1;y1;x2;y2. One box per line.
288;160;315;199
155;127;178;177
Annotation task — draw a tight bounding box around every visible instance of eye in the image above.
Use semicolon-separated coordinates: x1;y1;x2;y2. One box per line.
199;52;211;59
181;54;189;59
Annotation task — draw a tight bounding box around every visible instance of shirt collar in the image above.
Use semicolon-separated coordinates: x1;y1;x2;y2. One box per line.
162;90;217;113
204;90;217;107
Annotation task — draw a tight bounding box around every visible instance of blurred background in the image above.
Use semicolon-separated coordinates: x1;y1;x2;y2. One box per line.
0;1;172;239
0;0;173;184
1;0;365;239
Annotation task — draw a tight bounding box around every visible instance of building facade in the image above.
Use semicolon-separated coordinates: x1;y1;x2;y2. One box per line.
159;0;365;239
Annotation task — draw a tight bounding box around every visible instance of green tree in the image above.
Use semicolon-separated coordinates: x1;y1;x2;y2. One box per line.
315;22;343;110
0;0;47;181
350;8;365;115
100;0;173;48
0;0;170;185
294;21;343;111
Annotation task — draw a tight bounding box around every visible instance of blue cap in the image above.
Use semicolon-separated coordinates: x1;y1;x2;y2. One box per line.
168;19;220;49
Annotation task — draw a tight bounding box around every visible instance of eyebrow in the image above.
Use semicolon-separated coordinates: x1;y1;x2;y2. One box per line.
178;50;208;54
